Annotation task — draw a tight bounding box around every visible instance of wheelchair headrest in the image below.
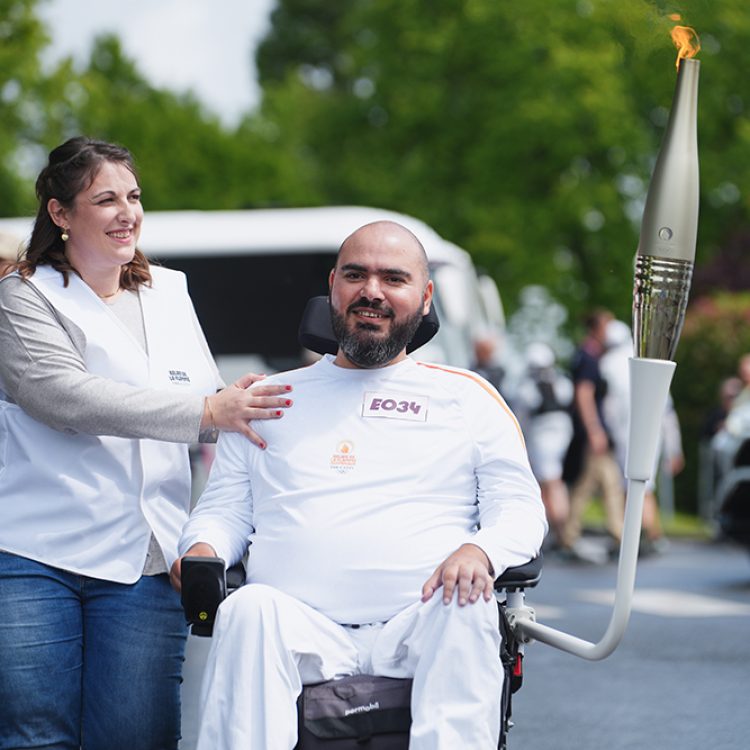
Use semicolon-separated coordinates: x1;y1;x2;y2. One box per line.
298;296;440;356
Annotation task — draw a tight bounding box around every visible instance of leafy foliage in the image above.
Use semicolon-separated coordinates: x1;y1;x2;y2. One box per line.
255;0;682;323
672;292;750;510
37;35;290;212
253;0;750;324
5;0;749;320
0;0;48;212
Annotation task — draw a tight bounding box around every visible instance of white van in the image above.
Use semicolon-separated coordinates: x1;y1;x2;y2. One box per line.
0;206;504;378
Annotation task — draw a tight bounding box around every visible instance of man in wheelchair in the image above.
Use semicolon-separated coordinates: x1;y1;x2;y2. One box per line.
171;220;547;749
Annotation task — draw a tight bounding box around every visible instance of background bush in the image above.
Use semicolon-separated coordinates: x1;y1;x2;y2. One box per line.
672;291;750;512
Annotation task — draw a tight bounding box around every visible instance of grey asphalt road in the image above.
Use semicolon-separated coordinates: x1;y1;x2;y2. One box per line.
179;538;750;749
507;538;750;750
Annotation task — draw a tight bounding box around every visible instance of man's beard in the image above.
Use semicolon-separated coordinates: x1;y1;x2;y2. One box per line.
330;297;424;368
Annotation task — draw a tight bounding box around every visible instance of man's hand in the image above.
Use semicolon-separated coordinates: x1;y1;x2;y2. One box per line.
421;543;495;606
576;380;609;455
169;542;217;594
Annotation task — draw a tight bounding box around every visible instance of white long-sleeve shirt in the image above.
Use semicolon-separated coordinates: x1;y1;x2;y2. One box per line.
180;355;546;623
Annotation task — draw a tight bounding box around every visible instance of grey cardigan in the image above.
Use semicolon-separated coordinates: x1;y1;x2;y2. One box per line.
0;273;221;442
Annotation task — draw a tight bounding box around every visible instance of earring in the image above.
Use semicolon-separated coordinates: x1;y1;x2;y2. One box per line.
61;228;69;242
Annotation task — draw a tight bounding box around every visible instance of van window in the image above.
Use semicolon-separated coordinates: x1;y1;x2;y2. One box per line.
157;250;336;372
157;250;468;373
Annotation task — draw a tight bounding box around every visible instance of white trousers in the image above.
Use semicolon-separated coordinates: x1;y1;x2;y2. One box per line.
195;583;502;750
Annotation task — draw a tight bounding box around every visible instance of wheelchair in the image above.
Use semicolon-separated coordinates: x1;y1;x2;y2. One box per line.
180;296;543;748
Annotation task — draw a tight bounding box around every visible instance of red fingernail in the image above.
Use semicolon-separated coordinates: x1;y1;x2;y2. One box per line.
285;386;292;391
260;442;266;449
285;400;292;406
276;410;283;416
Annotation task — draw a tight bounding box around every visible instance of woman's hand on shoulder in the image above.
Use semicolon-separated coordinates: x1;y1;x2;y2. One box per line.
202;372;292;448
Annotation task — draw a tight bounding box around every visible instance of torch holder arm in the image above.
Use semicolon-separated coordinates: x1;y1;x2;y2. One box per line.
511;357;676;660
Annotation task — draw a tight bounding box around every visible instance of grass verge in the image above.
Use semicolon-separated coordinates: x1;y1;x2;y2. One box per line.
581;502;712;540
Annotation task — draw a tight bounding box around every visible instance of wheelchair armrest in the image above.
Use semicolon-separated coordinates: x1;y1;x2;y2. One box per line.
226;560;246;592
181;556;246;637
493;554;543;592
181;553;541;636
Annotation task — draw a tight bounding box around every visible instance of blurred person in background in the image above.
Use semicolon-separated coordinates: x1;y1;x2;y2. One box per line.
600;319;684;556
701;376;742;441
560;309;624;563
728;353;750;413
699;376;742;512
0;137;292;750
652;397;685;550
514;341;574;549
472;332;506;392
703;369;748;521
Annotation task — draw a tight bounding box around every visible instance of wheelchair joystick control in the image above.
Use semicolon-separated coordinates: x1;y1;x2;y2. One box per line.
181;557;227;637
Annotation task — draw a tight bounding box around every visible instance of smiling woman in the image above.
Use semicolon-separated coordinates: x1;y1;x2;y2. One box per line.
0;136;293;749
46;160;144;299
17;139;152;300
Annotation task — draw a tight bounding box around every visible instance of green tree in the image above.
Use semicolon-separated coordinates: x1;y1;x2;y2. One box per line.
0;0;49;213
255;0;684;322
37;34;322;212
37;36;251;211
255;0;750;324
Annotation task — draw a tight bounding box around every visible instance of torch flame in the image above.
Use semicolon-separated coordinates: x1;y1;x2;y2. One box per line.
671;25;700;68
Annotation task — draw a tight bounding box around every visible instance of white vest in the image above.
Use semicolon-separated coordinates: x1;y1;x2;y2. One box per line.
0;265;218;582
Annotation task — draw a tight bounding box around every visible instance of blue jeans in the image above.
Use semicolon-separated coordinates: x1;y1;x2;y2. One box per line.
0;551;187;750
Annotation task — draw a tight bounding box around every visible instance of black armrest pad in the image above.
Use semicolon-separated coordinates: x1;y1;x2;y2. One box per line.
181;557;246;637
494;554;543;591
226;561;247;591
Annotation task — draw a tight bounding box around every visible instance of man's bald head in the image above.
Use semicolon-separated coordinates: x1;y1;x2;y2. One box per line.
336;221;430;284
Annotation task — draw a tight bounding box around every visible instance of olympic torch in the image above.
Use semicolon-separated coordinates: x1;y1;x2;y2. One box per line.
633;55;700;362
628;28;700;488
509;26;701;659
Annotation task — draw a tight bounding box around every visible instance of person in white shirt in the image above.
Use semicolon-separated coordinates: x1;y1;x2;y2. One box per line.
514;341;574;548
171;220;547;750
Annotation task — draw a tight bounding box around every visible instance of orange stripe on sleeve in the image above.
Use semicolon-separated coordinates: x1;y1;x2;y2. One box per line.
416;361;526;446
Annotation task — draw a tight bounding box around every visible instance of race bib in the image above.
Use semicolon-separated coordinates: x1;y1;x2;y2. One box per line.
362;391;429;422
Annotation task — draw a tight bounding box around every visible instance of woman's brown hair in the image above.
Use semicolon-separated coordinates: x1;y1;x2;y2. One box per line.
17;136;151;289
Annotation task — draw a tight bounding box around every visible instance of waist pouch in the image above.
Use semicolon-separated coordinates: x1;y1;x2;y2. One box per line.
295;675;412;749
